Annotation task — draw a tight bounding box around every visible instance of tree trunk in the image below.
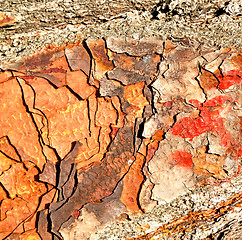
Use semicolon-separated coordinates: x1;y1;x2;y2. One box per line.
0;1;241;239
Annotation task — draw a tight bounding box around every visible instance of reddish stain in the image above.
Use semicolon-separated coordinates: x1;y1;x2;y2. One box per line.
0;15;15;26
170;151;193;168
128;197;134;202
218;70;242;90
170;96;235;148
21;76;35;80
43;68;66;73
73;209;80;218
110;126;120;140
163;100;173;108
203;95;234;107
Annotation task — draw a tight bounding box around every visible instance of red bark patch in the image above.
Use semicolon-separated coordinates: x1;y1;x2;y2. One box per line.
170;96;235;148
218;70;242;90
170;151;193;168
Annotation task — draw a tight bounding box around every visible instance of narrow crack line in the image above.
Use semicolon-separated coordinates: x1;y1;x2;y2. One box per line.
201;50;226;64
201;55;208;63
0;162;12;177
0;135;23;162
110;98;119;126
93;95;99;130
59;163;75;190
63;47;73;73
65;85;84;100
62;164;78;200
96;126;102;155
150;85;162;112
86;96;92;137
202;65;223;94
36;75;59;89
217;59;227;93
102;125;115;155
15;77;48;170
82;40;94;85
195;64;207;102
136;157;147;213
168;112;180;131
161;63;169;79
84;137;89;149
50;199;71;217
0;182;11;199
148;86;158;114
19;77;51;146
182;182;193;193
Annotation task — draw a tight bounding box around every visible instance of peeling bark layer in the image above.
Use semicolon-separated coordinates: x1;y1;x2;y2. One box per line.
0;36;241;240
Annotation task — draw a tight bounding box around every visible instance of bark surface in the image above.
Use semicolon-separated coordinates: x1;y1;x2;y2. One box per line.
0;1;241;240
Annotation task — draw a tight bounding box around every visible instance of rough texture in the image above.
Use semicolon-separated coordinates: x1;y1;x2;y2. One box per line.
0;0;241;64
0;1;241;240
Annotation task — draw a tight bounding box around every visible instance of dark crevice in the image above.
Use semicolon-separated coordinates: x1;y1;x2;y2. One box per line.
194;67;207;103
16;78;49;170
214;8;228;17
63;49;74;72
168;112;179;130
137;120;145;139
46;210;53;235
86;96;92;137
72;169;78;196
43;146;62;189
65;85;84;100
134;118;143;155
22;78;51;145
55;160;62;193
147;85;158;114
1;136;23;163
36;75;59;89
82;40;93;82
0;182;11;199
151;0;171;20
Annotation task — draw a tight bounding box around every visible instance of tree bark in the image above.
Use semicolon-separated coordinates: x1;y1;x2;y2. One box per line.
0;1;241;240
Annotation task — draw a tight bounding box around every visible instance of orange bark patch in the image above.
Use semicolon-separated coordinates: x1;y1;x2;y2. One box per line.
66;70;96;99
42;55;69;87
120;153;145;214
19;229;42;240
23;76;90;158
0;78;46;170
0;162;46;238
87;38;114;79
0;71;12;83
0;136;21;162
192;146;226;179
124;81;149;118
199;67;219;90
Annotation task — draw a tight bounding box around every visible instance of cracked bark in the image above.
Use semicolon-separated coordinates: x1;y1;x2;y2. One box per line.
0;1;242;240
